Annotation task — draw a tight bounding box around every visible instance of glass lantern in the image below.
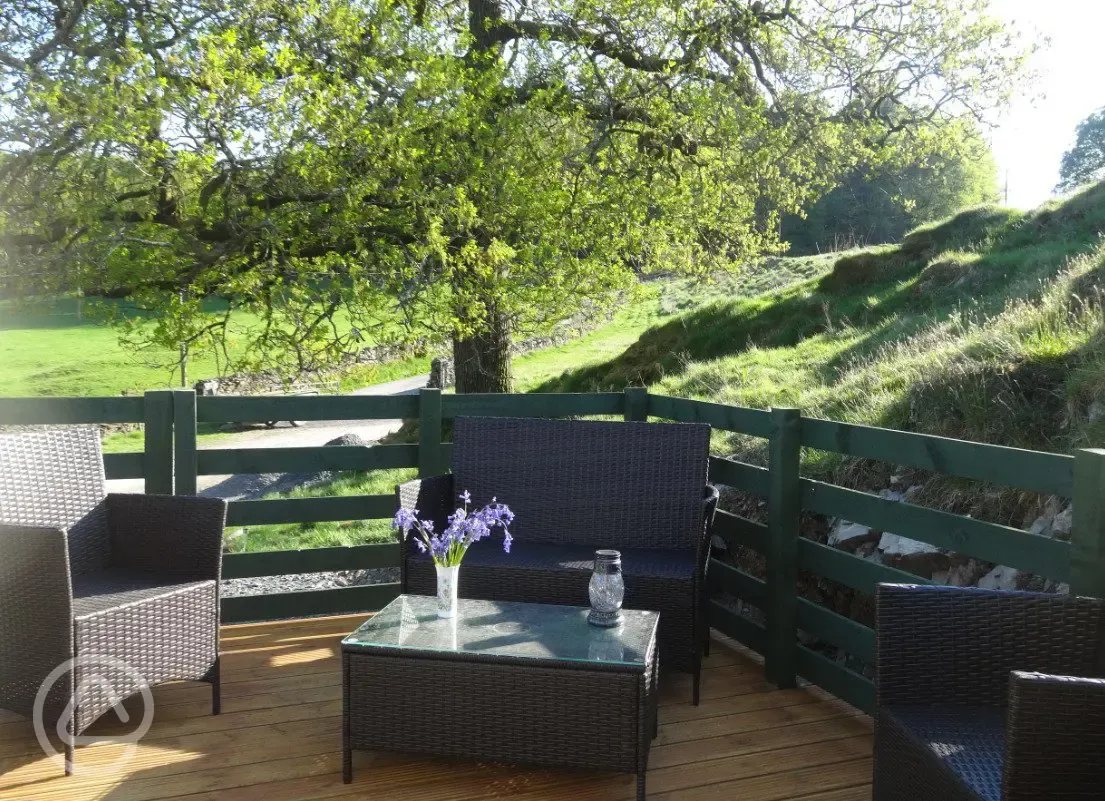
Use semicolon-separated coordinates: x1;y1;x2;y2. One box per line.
587;549;625;627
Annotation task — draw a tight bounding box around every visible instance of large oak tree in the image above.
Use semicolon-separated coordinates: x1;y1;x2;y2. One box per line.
1;0;1027;391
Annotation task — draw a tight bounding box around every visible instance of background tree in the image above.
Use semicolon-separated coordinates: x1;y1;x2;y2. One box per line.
783;121;1000;253
1058;107;1105;193
0;0;1029;392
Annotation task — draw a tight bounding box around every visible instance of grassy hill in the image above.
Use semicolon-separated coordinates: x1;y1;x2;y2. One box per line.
538;182;1105;519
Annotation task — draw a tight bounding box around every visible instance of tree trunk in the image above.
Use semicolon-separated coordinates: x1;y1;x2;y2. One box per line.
453;304;512;393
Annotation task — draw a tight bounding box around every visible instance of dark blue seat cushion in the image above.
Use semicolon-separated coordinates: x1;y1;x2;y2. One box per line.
883;704;1005;801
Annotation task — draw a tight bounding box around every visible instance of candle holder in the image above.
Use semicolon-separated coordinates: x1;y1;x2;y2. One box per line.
588;549;625;627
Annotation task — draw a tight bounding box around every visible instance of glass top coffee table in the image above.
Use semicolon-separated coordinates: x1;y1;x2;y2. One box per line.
341;595;660;799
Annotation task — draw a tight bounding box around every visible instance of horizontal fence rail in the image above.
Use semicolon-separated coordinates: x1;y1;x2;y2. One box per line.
0;396;145;425
196;444;418;475
801;417;1076;497
441;391;625;419
196;393;419;423
3;385;1103;715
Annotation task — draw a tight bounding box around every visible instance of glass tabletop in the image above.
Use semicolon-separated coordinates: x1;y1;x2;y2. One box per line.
342;595;658;669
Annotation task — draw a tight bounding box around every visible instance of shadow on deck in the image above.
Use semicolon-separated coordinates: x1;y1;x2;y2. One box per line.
0;615;872;801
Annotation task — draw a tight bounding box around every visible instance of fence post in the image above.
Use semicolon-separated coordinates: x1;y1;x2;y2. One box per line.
143;389;174;495
418;387;445;477
1072;448;1105;598
624;387;648;422
173;389;198;495
766;406;801;688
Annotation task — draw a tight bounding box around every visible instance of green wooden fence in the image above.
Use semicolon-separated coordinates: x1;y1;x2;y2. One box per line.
2;386;1102;716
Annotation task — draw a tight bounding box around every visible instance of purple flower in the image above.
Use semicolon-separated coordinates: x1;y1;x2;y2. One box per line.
392;490;514;567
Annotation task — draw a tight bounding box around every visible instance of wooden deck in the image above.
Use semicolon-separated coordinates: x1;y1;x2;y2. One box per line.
0;615;873;801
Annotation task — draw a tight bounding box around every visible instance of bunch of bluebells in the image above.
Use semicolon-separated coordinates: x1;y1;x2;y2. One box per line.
392;490;514;567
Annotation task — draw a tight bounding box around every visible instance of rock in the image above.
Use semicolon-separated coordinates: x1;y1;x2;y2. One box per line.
1052;507;1073;540
941;558;986;587
1016;573;1048;592
1028;516;1053;538
325;433;370;448
710;534;728;553
828;520;876;548
877;532;950;577
429;357;455;389
879;488;907;503
878;532;939;557
1090;401;1105;422
904;485;923;501
978;565;1019;591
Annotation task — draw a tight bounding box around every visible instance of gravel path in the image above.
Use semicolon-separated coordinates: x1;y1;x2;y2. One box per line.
110;374;427;597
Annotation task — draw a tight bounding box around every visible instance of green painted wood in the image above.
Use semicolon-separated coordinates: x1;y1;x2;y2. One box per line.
103;452;145;480
708;559;767;604
226;494;396;526
797;538;933;595
174;390;198;495
419;388;446;477
796;598;876;664
440;442;454;464
441;392;624;419
801;416;1074;497
712;509;769;554
795;645;874;714
0;396;145;425
766;407;801;689
708;600;767;655
708;456;770;496
1071;448;1105;598
222;544;400;579
648;394;773;438
197;394;418;423
624;387;648;422
800;478;1071;582
221;583;401;623
197;444;418;476
143;390;174;494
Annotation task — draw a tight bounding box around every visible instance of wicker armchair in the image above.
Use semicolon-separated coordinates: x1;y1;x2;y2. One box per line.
874;583;1105;801
0;427;226;775
398;416;718;703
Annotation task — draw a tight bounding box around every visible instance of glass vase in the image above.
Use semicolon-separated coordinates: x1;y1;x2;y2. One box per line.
588;549;625;627
435;564;459;619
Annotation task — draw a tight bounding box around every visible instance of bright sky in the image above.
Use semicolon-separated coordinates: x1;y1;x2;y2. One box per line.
989;0;1105;208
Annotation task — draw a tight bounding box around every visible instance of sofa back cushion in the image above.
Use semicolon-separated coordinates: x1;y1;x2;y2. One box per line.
452;417;709;550
0;426;110;575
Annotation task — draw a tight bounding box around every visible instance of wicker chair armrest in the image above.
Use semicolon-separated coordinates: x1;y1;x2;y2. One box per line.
0;524;74;718
697;484;721;570
396;474;454;545
875;584;1105;708
106;494;227;580
1004;671;1105;799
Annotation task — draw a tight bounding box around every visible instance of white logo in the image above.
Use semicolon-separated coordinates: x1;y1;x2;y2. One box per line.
33;654;155;775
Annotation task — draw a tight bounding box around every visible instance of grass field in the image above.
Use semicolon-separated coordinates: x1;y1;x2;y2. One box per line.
539;181;1105;523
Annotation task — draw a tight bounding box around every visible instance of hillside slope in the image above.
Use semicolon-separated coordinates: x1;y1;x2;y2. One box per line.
539;182;1105;517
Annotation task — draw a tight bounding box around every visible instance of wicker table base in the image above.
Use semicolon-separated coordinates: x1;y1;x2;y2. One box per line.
341;596;659;800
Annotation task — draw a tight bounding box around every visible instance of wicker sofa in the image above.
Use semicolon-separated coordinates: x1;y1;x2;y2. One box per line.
0;427;226;774
398;416;718;703
874;583;1105;801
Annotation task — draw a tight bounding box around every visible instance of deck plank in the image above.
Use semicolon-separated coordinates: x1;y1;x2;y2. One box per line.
0;616;873;801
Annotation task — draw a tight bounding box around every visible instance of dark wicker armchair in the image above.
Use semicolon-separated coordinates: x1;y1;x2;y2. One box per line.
398;416;718;703
874;583;1105;801
0;427;226;775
